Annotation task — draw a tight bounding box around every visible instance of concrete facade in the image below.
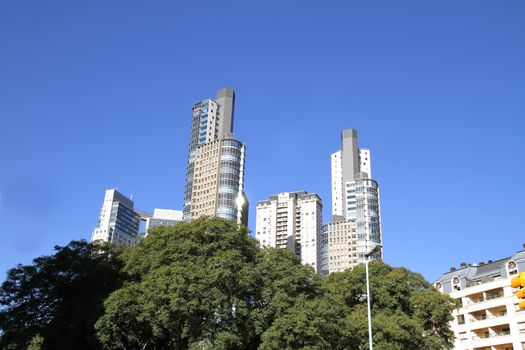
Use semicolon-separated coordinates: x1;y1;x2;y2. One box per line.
256;191;322;273
435;247;525;350
320;217;358;275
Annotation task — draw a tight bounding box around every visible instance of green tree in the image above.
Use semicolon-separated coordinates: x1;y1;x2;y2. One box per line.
323;261;456;349
96;217;324;350
27;334;44;350
96;217;263;349
259;295;349;350
0;241;122;350
1;218;456;350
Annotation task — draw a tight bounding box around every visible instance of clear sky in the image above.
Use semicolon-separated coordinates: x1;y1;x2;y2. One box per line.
1;0;524;282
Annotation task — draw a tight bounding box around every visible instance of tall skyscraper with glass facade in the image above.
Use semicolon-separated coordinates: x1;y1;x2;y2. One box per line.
321;129;382;275
183;88;248;225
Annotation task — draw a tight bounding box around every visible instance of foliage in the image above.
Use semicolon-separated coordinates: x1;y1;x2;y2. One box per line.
0;217;456;349
0;241;122;350
27;334;44;350
95;217;324;349
323;262;456;349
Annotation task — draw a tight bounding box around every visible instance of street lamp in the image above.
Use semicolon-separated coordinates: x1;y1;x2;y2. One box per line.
364;243;382;350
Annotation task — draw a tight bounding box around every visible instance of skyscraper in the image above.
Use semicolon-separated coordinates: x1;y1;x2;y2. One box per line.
256;191;322;273
91;189;141;246
321;129;383;275
183;88;248;225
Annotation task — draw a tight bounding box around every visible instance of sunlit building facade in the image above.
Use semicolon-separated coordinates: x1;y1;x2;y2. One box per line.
91;189;141;246
256;191;322;273
183;88;248;225
322;129;383;275
435;247;525;350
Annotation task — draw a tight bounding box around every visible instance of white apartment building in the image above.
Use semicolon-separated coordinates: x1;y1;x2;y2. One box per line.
435;247;525;350
256;191;322;273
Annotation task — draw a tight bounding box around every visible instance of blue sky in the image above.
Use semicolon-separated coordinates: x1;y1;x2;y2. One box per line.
0;0;524;282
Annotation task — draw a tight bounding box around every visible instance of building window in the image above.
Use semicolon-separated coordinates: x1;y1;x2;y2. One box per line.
452;276;461;291
457;314;465;325
507;260;519;276
519;322;525;334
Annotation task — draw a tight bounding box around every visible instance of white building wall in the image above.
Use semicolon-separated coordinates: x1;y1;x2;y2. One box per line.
445;278;525;350
298;197;322;273
256;201;276;248
91;189;115;242
256;191;322;274
331;150;343;217
358;148;372;179
153;209;183;221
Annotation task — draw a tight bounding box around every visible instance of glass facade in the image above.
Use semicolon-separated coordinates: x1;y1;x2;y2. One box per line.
320;225;329;276
91;189;141;247
345;178;382;261
217;139;245;222
110;202;141;245
184;100;212;220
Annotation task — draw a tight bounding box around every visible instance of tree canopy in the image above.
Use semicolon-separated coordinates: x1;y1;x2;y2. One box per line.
0;217;456;349
0;240;122;350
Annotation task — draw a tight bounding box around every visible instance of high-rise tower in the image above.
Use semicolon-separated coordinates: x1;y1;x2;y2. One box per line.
256;191;322;273
91;189;142;246
183;88;248;225
321;129;382;275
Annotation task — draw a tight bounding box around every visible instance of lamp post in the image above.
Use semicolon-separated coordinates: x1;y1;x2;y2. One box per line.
364;243;382;350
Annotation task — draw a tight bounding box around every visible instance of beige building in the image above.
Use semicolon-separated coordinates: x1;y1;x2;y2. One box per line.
435;247;525;350
183;88;248;225
320;217;359;274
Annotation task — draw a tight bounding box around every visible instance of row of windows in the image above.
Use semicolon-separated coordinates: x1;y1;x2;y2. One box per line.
221;146;242;156
220;159;242;168
219;172;240;182
222;139;242;148
220;166;240;175
220;154;241;163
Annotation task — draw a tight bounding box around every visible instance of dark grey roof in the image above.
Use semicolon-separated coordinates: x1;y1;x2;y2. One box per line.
474;257;508;277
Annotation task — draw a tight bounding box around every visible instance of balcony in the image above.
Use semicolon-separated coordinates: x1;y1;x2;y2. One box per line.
467;292;504;305
470;312;507;321
472;330;510;340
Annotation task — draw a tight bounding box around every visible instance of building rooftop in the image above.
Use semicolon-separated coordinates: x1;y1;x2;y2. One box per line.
435;245;525;293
